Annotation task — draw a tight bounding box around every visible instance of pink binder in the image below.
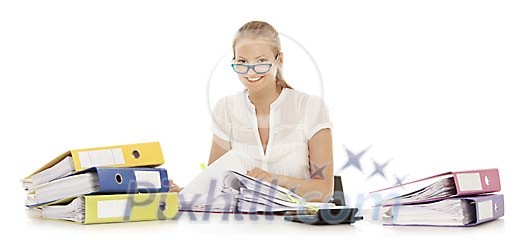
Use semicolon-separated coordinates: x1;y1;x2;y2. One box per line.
371;168;501;205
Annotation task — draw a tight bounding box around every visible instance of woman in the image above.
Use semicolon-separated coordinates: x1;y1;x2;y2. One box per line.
173;21;334;202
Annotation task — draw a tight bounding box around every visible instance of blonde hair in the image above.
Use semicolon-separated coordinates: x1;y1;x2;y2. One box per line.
233;21;292;89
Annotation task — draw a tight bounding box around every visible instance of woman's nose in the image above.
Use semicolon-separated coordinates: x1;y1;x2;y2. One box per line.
247;67;258;75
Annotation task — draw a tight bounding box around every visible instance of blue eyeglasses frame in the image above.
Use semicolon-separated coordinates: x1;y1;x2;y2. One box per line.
231;54;279;74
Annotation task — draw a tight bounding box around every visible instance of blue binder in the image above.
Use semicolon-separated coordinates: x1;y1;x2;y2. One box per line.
27;167;170;206
77;167;170;193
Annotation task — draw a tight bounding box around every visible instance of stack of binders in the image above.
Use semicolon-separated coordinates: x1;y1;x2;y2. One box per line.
371;168;504;227
22;142;178;224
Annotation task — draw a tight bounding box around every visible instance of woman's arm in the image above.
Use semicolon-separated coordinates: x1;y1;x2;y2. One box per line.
247;128;334;202
208;134;232;165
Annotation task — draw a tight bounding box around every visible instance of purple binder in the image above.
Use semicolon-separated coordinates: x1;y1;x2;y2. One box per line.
464;194;505;227
385;194;504;227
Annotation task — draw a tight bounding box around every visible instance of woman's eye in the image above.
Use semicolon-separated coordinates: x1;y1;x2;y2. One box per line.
257;59;267;63
237;60;245;63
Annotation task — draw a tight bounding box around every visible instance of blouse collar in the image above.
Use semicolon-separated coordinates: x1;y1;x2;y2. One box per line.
244;87;288;113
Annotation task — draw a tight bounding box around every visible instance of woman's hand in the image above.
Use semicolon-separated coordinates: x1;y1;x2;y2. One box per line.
169;180;183;192
246;167;275;183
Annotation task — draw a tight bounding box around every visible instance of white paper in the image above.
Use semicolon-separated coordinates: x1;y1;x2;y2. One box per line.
180;150;247;196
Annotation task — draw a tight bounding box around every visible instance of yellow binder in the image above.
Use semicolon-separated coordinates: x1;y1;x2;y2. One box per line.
23;142;164;189
84;193;178;224
32;193;179;224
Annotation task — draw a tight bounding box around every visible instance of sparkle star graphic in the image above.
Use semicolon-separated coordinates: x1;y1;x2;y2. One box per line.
366;158;392;180
287;183;299;194
310;161;331;179
392;174;409;187
337;145;371;175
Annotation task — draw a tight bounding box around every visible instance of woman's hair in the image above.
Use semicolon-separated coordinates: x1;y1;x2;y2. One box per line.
233;21;292;89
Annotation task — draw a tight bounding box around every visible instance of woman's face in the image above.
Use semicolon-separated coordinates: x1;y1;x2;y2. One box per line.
233;39;280;93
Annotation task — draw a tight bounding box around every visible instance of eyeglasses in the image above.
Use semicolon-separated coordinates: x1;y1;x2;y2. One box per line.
231;55;279;74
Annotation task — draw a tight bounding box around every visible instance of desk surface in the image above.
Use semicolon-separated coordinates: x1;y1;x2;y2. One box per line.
14;211;512;251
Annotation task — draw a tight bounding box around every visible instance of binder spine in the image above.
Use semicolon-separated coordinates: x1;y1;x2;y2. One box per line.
70;142;165;171
96;168;169;193
470;194;504;225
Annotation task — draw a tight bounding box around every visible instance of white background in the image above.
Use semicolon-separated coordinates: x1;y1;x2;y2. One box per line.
1;0;524;250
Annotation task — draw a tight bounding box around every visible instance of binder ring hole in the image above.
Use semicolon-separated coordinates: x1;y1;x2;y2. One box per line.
494;203;499;212
132;150;141;159
484;176;490;186
159;201;167;211
115;174;123;184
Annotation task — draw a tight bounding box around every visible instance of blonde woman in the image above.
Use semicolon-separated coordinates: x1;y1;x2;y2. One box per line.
172;21;333;202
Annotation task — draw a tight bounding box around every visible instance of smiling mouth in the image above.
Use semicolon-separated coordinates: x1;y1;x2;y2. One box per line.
246;76;264;83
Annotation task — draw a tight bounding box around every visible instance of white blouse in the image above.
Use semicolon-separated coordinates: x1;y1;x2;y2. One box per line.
211;88;332;180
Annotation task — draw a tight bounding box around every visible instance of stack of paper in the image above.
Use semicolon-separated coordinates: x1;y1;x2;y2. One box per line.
231;171;333;212
178;150;247;212
22;142;179;224
179;151;334;213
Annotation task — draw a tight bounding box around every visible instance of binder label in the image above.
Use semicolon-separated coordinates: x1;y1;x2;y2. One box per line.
78;148;125;168
478;200;493;220
135;171;162;189
456;173;482;191
97;199;128;218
